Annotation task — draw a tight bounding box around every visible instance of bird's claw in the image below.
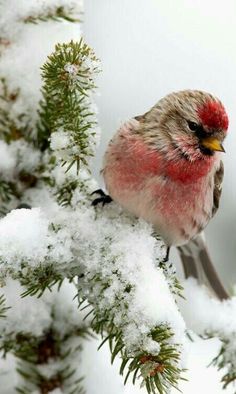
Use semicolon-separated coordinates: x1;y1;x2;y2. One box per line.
91;189;107;197
91;189;113;206
163;246;170;262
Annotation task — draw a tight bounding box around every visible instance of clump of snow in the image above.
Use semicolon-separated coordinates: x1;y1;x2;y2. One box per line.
179;278;236;372
0;278;51;336
179;278;236;337
0;208;51;268
0;140;41;183
10;140;41;174
50;130;71;151
0;141;16;177
50;129;74;163
70;190;186;361
64;63;79;78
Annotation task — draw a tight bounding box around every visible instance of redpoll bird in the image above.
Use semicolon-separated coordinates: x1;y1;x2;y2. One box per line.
98;90;229;299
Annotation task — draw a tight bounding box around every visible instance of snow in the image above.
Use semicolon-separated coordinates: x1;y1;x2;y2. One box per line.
0;335;234;394
0;140;41;184
179;278;236;374
0;180;187;363
0;1;82;130
50;130;71;151
0;278;52;337
0;0;235;392
71;197;187;369
64;62;80;77
0;141;16;176
179;278;236;337
10;140;41;173
0;208;51;269
0;0;82;38
0;280;87;393
79;335;234;394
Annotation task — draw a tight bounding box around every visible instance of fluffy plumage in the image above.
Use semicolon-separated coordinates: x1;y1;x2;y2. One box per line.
103;90;228;247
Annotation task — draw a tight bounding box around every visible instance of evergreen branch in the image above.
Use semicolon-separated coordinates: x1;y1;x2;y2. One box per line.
159;260;184;299
55;179;79;207
74;206;187;394
0;179;19;203
0;294;9;318
209;334;236;392
2;329;86;394
23;6;82;24
19;265;64;298
0;78;31;143
91;313;184;394
38;39;100;171
0;284;91;394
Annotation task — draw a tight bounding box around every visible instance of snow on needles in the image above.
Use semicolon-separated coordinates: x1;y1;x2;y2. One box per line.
75;203;186;355
0;278;51;337
0;208;51;269
0;279;86;392
0;0;82;129
0;278;86;344
0;175;186;364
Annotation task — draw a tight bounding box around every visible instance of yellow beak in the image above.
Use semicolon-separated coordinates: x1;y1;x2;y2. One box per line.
201;136;225;152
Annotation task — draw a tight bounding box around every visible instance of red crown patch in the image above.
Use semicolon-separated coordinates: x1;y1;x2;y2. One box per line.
198;100;229;131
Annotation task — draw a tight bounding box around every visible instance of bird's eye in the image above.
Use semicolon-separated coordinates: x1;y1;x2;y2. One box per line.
187;121;200;132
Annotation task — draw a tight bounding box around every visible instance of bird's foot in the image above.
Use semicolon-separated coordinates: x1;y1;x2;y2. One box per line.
163;246;170;262
91;189;113;206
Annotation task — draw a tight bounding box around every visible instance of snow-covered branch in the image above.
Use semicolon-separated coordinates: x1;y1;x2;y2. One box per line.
0;280;89;393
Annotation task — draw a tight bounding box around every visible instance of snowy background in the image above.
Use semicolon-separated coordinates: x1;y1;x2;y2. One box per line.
0;1;236;393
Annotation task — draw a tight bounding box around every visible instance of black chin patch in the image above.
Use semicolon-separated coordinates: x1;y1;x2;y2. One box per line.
199;145;215;156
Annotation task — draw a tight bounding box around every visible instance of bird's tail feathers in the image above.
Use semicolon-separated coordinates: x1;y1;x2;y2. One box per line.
177;233;229;300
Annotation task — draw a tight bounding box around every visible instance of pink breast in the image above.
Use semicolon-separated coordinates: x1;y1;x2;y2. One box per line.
105;136;163;193
165;156;215;183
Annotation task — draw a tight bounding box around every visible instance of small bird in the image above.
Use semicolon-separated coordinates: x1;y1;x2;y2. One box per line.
98;90;229;299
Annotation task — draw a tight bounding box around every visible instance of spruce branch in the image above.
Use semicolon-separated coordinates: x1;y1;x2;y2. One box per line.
19;265;64;298
2;328;86;394
14;330;86;394
0;179;19;203
55;179;79;207
75;210;186;394
91;313;184;394
0;294;9;318
38;39;100;171
208;333;236;392
23;6;82;24
0;282;90;394
0;78;29;143
0;175;186;394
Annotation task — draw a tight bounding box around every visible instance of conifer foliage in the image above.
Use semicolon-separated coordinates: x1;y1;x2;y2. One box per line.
0;1;235;394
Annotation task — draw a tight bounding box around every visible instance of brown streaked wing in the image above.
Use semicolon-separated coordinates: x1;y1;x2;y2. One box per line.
212;160;224;217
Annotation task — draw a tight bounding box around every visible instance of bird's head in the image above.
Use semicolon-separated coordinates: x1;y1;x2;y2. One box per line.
143;90;229;161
